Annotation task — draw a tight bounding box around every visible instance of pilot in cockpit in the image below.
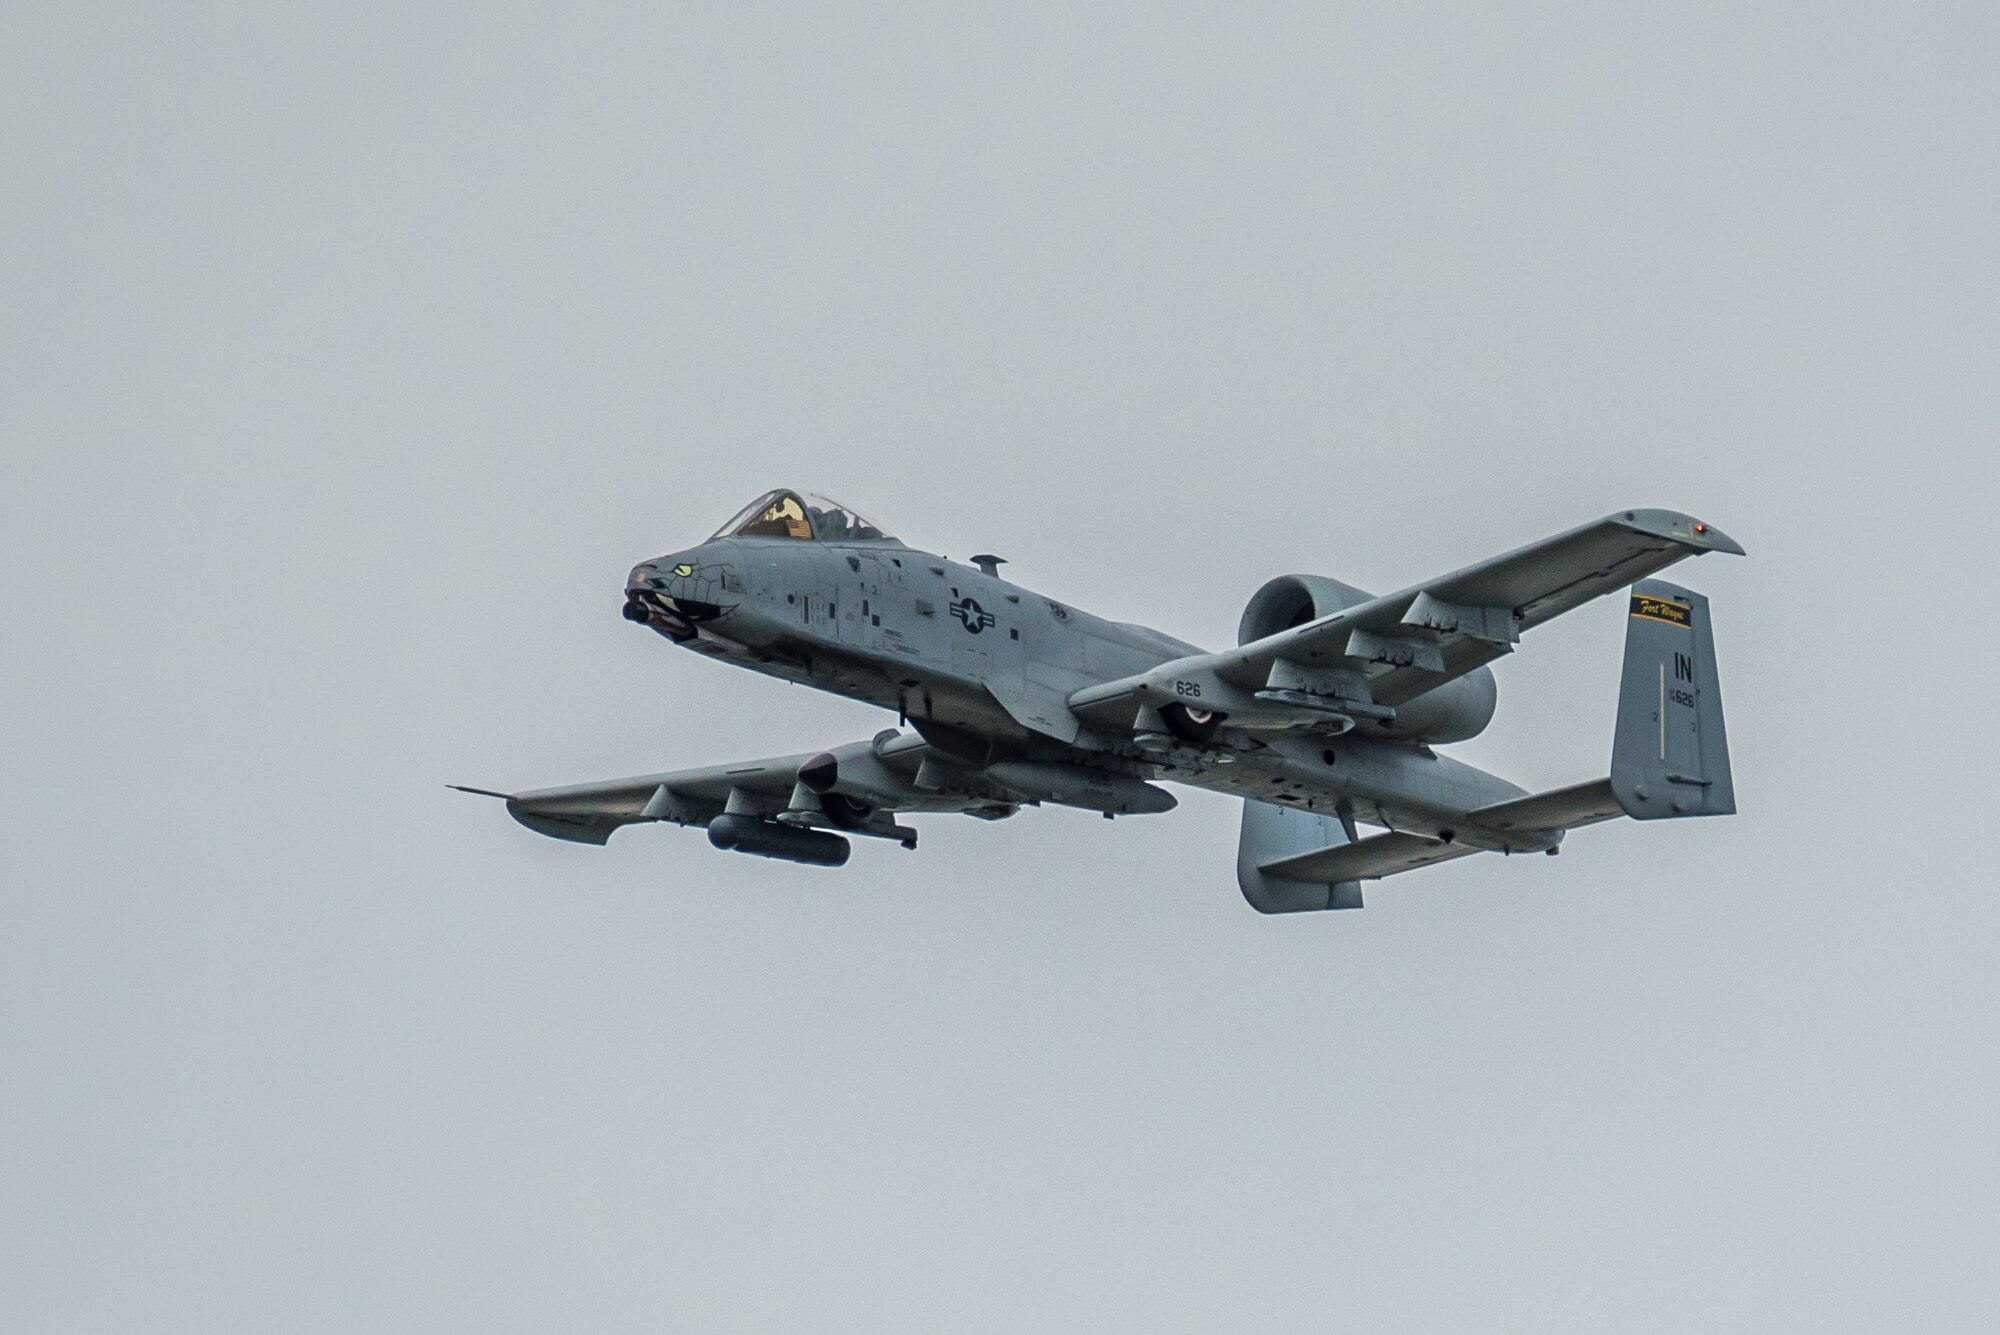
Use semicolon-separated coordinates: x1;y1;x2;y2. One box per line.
710;490;889;543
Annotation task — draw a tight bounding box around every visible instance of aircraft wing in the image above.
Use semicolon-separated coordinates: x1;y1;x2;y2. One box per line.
1071;508;1742;735
452;752;820;845
1215;508;1742;707
453;729;1054;853
1244;778;1627;903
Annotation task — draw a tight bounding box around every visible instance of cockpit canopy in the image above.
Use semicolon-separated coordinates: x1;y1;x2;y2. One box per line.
708;489;894;543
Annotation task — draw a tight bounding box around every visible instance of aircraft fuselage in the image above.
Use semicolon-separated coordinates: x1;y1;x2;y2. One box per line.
623;534;1529;841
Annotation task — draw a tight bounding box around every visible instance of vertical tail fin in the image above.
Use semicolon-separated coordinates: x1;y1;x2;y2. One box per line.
1611;579;1735;819
1237;800;1365;913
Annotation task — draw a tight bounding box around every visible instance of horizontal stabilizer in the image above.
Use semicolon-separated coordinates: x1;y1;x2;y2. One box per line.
1470;778;1624;834
1260;829;1481;884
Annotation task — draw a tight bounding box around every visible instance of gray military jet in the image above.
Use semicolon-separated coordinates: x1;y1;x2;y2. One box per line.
458;488;1740;912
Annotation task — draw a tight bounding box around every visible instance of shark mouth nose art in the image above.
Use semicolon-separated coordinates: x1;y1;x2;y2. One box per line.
623;560;732;643
622;588;726;642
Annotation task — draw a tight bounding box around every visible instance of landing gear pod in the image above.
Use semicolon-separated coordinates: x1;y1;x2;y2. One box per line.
1159;702;1225;743
706;814;852;866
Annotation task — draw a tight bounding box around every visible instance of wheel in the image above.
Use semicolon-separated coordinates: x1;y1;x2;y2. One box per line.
817;791;874;830
1160;702;1224;743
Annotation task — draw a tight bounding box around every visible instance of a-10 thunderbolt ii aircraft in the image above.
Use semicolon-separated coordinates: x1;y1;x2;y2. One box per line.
458;489;1740;912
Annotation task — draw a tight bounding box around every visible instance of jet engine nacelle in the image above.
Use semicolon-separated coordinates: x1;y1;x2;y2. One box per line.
1386;669;1496;743
1237;573;1497;744
1238;574;1376;644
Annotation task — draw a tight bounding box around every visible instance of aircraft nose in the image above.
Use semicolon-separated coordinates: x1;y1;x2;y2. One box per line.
627;555;692;593
624;558;673;624
623;554;716;638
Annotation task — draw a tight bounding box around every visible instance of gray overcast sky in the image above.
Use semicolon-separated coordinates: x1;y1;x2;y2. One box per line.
4;3;1996;1331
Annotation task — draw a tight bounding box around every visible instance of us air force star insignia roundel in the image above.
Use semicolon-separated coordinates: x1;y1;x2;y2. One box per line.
949;597;995;634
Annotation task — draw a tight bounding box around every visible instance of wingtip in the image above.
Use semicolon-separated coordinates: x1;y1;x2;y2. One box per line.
448;784;514;800
1705;526;1747;556
1613;508;1745;557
